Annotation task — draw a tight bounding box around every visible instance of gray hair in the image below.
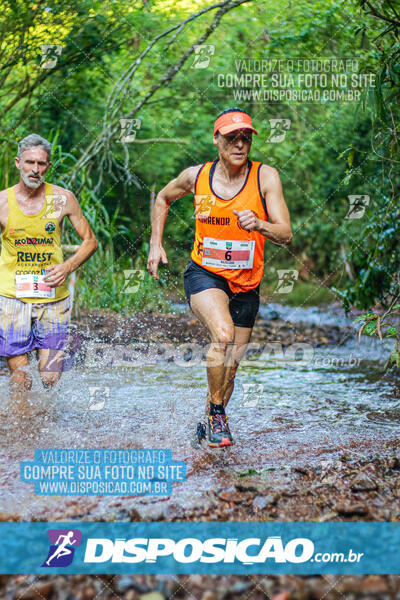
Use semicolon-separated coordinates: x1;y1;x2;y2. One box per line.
18;134;52;162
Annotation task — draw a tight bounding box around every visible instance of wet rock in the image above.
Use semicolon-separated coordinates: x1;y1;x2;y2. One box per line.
187;575;204;586
222;582;252;597
113;508;131;521
359;574;389;594
129;508;142;521
161;504;183;519
0;512;21;521
293;466;310;476
82;585;97;599
334;575;384;595
200;592;217;600
115;577;151;594
263;309;280;320
271;593;291;600
155;575;181;596
317;511;338;522
334;502;368;516
116;576;136;593
252;495;276;512
217;489;246;504
19;582;54;599
235;479;266;494
351;472;378;491
258;578;275;595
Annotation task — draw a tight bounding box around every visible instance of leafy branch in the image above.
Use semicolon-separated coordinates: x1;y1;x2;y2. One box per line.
353;289;400;368
68;0;253;192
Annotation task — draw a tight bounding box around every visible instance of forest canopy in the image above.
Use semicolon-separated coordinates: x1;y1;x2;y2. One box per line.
0;0;398;318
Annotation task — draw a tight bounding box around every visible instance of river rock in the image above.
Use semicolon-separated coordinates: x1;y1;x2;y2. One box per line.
351;472;378;491
334;502;368;515
359;574;389;594
115;576;136;592
201;592;217;600
113;508;130;521
252;495;276;512
217;489;246;503
19;582;54;599
235;479;266;494
387;455;400;471
262;309;280;320
335;574;387;594
0;511;20;521
82;585;97;599
129;508;142;521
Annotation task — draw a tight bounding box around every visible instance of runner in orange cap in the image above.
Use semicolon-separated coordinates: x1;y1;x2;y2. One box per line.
148;108;292;447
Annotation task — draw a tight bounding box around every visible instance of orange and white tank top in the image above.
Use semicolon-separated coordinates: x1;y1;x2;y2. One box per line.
0;183;69;303
191;159;268;293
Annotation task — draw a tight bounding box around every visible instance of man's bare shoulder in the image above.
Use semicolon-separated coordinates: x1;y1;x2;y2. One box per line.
0;189;8;204
50;184;78;218
50;183;76;200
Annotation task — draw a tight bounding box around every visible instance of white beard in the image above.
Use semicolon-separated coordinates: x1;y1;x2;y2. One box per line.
21;170;45;189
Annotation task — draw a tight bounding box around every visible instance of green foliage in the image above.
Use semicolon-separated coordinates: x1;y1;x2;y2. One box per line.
273;281;336;307
1;0;398;325
337;0;400;311
75;239;169;313
339;0;400;367
352;301;400;370
50;137;169;313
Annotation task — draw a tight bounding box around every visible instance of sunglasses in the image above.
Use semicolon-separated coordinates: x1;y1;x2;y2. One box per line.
222;133;253;144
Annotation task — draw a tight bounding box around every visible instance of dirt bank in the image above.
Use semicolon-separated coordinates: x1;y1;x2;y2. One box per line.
74;308;354;348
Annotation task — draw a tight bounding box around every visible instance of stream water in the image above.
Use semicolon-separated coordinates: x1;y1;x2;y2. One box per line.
0;304;398;520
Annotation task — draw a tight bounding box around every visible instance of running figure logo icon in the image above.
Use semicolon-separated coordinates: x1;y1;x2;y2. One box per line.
267;119;291;143
191;45;215;69
275;269;299;294
42;529;82;567
193;194;216;220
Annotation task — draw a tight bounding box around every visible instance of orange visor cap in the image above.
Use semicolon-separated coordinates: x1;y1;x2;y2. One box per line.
214;111;258;136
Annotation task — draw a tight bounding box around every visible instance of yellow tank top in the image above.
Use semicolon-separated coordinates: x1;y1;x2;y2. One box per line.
0;183;69;303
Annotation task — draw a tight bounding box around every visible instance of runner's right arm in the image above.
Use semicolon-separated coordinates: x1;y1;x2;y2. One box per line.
148;165;201;280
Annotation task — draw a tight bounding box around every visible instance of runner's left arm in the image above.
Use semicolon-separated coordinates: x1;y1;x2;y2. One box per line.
44;191;98;288
233;165;292;245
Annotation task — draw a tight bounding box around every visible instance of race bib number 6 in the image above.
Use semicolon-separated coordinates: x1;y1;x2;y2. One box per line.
16;274;55;299
202;237;255;269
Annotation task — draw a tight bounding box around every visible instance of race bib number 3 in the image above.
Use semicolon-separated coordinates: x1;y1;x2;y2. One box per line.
16;274;55;299
202;237;255;269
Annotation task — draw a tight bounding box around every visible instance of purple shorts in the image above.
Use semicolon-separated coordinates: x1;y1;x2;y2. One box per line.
0;295;70;357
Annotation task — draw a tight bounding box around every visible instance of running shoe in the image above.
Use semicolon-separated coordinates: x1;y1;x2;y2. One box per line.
207;413;234;447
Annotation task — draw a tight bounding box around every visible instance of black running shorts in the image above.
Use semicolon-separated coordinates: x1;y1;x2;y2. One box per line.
183;259;260;328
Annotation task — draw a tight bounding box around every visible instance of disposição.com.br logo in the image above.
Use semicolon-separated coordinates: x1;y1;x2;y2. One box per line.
42;529;82;567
